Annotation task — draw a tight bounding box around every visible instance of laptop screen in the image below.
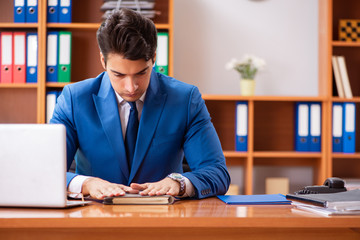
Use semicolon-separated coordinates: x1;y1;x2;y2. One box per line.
0;124;68;207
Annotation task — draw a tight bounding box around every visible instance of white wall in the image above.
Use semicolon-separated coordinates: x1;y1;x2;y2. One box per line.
173;0;319;96
173;0;319;193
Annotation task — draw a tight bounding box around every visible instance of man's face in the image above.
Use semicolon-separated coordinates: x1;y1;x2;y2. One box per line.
101;52;153;102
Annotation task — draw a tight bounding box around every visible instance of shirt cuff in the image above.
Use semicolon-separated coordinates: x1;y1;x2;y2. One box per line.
179;176;195;198
68;175;91;198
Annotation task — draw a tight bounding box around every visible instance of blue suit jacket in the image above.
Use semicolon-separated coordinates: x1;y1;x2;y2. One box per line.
51;70;230;199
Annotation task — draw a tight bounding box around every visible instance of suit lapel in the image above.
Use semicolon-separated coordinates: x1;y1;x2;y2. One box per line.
93;72;130;180
128;71;167;184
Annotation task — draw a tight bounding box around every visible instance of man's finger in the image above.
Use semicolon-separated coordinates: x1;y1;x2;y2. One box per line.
130;183;148;190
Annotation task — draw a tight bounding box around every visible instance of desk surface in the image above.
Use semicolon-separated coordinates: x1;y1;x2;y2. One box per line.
1;197;360;240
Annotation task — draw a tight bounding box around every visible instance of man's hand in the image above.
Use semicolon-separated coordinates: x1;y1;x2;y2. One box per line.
130;177;181;196
82;177;139;199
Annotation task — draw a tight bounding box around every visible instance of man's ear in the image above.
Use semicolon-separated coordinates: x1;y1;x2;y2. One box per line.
152;52;157;67
100;52;106;70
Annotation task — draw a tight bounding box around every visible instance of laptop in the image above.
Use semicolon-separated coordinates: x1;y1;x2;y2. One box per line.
0;124;89;208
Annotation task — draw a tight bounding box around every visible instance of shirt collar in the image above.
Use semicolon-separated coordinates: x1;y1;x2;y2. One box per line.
114;90;146;106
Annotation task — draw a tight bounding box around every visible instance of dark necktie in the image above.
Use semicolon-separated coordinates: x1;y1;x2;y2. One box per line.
125;101;139;169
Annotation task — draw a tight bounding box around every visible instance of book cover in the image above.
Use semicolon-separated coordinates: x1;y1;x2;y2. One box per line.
103;194;175;205
331;56;345;98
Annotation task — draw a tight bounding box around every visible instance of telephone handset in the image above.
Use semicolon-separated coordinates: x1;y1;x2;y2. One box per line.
295;177;347;194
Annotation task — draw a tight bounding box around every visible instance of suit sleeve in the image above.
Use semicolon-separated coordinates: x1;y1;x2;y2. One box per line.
50;86;79;187
182;86;231;199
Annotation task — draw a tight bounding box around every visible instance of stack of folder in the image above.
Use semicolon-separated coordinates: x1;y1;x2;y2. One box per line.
0;32;38;84
100;0;158;20
14;0;38;23
46;31;72;83
294;102;322;152
332;102;356;153
287;189;360;216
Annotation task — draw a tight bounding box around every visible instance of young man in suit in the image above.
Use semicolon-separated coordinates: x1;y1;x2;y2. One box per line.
51;8;230;200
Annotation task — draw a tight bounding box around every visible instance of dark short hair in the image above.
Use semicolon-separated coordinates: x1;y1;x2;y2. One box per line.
97;8;157;63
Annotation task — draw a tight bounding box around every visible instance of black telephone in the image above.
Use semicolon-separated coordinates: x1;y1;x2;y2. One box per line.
295;177;347;194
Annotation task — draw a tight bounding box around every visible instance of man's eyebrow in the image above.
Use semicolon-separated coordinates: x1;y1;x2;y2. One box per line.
110;66;149;75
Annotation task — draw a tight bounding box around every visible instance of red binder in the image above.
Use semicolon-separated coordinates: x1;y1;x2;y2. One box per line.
1;32;13;83
13;32;26;84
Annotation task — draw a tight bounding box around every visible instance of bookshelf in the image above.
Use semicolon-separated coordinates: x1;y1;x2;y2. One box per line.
0;0;174;123
327;0;360;181
203;95;327;195
202;0;360;195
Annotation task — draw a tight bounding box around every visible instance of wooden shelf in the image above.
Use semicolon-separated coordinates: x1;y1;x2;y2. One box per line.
332;153;360;159
331;97;360;102
46;23;171;30
46;83;70;88
47;23;100;30
333;41;360;47
203;94;326;102
0;23;38;28
155;24;171;29
253;151;322;158
224;151;322;158
223;151;248;158
0;84;38;88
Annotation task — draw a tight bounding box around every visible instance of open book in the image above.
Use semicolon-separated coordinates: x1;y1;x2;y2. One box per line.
103;194;175;205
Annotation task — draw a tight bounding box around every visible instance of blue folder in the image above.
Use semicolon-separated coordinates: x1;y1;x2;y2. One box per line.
332;102;343;152
342;102;356;153
59;0;72;23
217;194;291;205
26;33;38;83
235;101;248;151
309;102;321;152
14;0;26;23
295;102;310;151
26;0;38;23
46;32;59;82
47;0;59;23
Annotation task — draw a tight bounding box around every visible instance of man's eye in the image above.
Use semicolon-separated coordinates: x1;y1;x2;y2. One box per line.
137;71;147;75
115;74;125;77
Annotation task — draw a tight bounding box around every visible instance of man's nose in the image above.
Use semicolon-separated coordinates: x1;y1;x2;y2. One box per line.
124;77;138;93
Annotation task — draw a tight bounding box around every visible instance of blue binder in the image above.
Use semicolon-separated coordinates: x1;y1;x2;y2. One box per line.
46;32;58;82
59;0;72;23
342;102;356;153
26;0;38;23
332;103;343;152
309;102;321;152
14;0;26;23
47;0;59;23
26;33;38;83
295;102;310;151
235;101;248;152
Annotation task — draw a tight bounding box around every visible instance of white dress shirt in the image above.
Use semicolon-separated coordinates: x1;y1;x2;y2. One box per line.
68;89;194;198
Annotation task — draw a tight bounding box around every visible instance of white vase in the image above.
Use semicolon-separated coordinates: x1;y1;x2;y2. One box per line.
240;79;255;96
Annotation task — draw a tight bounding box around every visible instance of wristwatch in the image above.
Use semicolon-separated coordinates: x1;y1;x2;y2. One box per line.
167;173;186;196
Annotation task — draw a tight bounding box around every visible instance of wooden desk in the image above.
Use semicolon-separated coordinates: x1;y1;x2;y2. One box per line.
0;197;360;240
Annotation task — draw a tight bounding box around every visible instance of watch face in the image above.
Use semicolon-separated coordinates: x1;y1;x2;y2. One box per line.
170;173;183;179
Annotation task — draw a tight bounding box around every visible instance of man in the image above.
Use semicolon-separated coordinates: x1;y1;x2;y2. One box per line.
51;8;230;200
